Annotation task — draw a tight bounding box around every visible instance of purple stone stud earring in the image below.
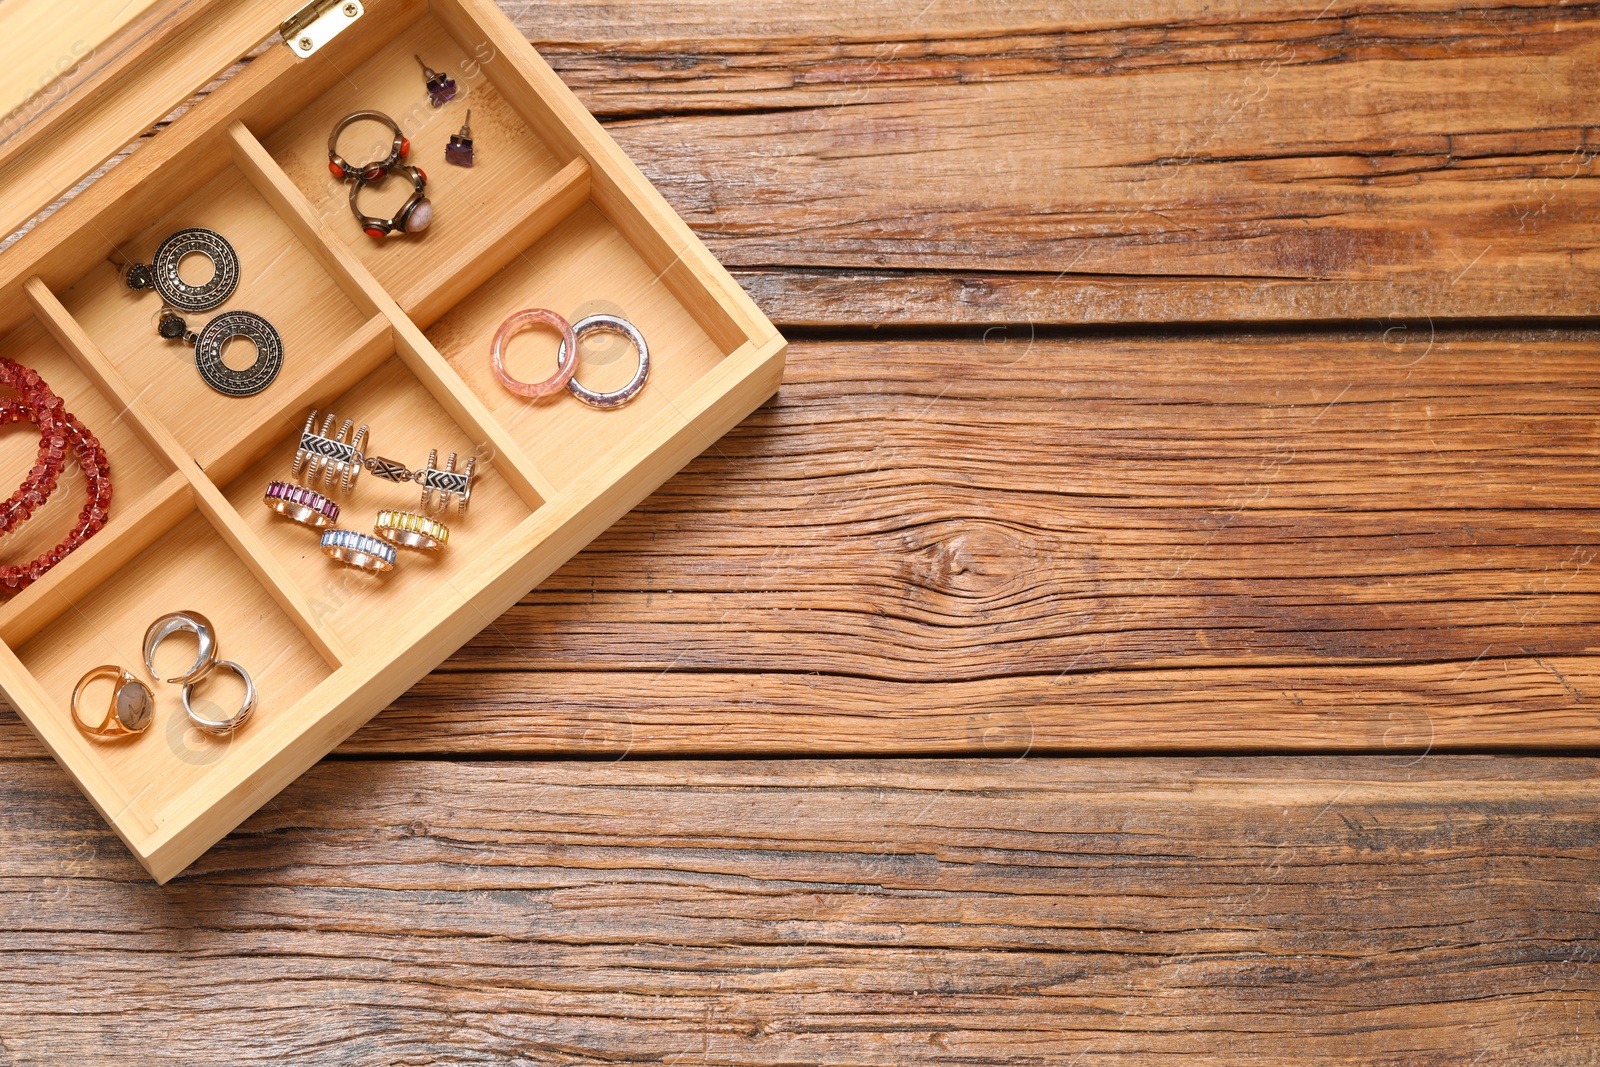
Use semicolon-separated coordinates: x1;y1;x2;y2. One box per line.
445;111;475;168
416;55;457;107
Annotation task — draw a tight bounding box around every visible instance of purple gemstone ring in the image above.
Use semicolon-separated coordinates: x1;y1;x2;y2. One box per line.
263;479;340;530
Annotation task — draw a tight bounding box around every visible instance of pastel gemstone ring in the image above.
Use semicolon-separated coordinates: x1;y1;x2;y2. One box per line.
320;528;397;572
491;307;578;400
263;479;340;529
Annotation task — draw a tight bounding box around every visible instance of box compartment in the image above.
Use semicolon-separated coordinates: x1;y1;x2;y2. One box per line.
426;203;737;492
16;511;336;824
55;163;370;462
222;353;540;656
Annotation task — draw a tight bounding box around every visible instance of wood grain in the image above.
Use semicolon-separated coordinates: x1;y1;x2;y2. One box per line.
501;0;1600;324
0;3;1594;1054
3;330;1594;757
0;0;786;881
0;0;159;124
1;755;1596;1065
306;328;1600;753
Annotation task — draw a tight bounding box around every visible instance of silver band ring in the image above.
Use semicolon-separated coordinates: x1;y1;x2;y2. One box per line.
321;528;397;572
143;611;219;684
555;314;650;409
182;659;256;735
292;410;367;495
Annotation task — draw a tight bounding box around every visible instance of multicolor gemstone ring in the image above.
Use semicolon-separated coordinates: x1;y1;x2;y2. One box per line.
263;479;340;529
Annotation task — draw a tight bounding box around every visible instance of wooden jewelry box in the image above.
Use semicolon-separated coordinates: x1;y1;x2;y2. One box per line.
0;0;785;881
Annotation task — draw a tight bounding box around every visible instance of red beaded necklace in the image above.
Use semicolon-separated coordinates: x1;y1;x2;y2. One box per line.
0;357;111;591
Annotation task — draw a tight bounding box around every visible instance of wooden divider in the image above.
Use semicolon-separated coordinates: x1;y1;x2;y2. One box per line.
428;0;769;356
396;157;590;329
194;314;393;487
23;277;348;667
225;120;561;509
0;471;191;647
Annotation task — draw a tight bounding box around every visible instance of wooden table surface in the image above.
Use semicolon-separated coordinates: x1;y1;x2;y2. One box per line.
4;1;1599;1062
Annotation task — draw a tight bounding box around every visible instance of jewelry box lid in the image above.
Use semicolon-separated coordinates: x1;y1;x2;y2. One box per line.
0;0;293;252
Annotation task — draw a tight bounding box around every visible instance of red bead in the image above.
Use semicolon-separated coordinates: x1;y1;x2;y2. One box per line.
0;364;111;594
400;138;410;157
365;227;387;239
328;160;346;178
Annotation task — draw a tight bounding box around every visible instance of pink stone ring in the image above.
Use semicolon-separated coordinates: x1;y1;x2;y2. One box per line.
263;479;340;530
491;308;578;400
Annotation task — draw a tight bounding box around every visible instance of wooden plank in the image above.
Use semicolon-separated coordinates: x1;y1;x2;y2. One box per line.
14;2;1597;326
1;330;1591;756
0;0;161;125
508;0;1508;42
0;0;281;243
283;329;1600;752
506;0;1600;324
1;755;1596;1063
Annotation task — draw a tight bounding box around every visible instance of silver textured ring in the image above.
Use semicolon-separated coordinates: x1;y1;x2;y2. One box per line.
263;480;339;529
182;659;256;735
293;409;367;495
554;314;650;409
143;610;219;684
321;528;397;572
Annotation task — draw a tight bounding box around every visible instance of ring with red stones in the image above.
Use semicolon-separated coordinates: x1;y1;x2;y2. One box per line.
327;110;409;182
349;165;431;238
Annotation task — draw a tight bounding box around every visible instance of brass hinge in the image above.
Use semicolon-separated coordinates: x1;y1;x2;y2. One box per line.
280;0;364;58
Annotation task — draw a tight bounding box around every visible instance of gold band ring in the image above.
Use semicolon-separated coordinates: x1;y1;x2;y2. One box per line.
71;665;155;739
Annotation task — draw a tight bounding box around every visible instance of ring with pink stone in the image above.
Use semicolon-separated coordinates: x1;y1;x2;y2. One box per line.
263;479;340;530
